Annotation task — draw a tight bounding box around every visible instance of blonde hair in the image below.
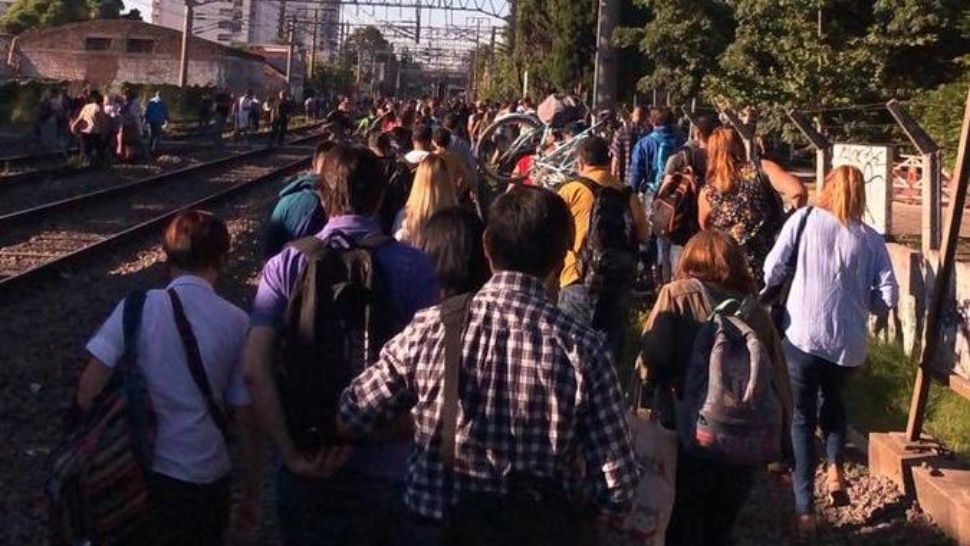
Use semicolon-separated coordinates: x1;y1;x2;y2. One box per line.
706;127;748;193
404;155;458;244
817;165;866;226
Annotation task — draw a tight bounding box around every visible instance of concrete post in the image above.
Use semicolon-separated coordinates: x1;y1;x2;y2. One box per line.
592;0;619;111
178;0;194;88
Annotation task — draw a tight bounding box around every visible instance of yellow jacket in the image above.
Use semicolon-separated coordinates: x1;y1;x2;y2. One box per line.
558;167;650;288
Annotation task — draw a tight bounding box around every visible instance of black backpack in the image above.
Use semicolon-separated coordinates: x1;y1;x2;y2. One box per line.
276;232;393;450
576;179;638;293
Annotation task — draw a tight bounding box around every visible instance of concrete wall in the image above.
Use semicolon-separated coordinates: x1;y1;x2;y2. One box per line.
7;20;288;95
875;242;970;382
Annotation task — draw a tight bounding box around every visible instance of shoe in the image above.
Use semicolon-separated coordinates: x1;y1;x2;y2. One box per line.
795;514;817;543
827;464;850;507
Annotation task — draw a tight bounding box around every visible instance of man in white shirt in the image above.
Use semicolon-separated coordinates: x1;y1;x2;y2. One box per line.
77;210;262;545
404;124;434;166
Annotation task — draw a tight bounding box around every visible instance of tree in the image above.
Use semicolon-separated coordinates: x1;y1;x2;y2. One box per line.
510;0;596;95
340;26;392;66
0;0;123;34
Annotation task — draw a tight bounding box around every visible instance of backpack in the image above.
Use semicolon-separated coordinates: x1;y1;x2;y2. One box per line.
276;232;394;450
537;94;587;128
675;281;783;465
576;179;638;293
651;148;701;246
47;292;156;546
649;131;680;193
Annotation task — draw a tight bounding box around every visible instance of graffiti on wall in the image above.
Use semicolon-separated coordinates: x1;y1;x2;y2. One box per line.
832;144;893;234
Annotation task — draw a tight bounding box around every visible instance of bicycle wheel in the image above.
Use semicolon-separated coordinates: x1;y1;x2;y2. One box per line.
474;114;544;185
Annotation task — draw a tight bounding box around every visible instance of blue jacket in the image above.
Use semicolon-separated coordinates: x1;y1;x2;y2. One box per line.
629;126;684;194
145;98;169;125
263;173;327;257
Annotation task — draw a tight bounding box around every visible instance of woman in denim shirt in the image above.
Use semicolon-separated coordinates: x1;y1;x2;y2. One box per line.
763;165;899;538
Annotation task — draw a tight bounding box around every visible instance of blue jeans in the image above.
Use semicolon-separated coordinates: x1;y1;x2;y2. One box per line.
558;284;629;364
276;466;406;546
785;341;855;515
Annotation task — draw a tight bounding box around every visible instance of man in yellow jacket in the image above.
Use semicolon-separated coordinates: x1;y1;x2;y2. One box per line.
557;136;651;362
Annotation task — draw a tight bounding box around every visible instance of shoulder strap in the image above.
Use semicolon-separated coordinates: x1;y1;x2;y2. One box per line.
120;291;148;367
571;177;600;197
439;293;475;475
290;235;328;259
167;289;229;438
787;207;814;269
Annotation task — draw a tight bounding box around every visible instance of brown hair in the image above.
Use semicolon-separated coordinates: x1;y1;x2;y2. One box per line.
163;210;230;271
319;144;386;217
649;106;672;127
676;230;755;293
705;127;747;193
817;165;866;226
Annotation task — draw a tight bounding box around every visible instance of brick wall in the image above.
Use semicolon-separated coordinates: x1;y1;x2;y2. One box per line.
9;20;288;95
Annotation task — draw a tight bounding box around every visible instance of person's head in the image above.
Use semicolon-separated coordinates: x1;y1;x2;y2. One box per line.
818;165;866;226
404;155;458;244
312;140;338;174
631;106;647;127
390;126;412;154
484;186;574;281
432;128;451;151
88;90;102;104
692;115;716;144
443;113;460;132
650;106;673;128
368;131;393;157
163;210;231;279
153;91;162;100
676;230;755;294
319;144;386;217
412;125;433;151
576;136;610;172
741;106;758;126
418;207;490;298
705;127;747;193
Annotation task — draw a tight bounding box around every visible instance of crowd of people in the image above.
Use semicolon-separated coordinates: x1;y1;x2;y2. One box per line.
54;94;901;546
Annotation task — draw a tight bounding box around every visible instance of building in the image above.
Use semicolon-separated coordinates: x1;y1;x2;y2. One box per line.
152;0;339;60
0;0;14;19
4;19;294;96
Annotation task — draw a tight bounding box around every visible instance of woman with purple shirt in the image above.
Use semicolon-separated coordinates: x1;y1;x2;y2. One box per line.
763;165;899;539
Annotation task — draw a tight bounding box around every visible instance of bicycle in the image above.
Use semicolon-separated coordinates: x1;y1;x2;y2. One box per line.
473;107;621;189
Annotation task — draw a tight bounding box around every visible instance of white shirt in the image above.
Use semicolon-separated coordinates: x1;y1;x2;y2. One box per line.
86;275;251;484
404;149;430;165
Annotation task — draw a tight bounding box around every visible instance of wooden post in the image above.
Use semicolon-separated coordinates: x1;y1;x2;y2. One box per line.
788;109;832;187
887;100;943;254
906;88;970;442
721;108;756;162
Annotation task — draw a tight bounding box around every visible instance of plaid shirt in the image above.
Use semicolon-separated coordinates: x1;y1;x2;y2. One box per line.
339;271;637;520
611;123;649;185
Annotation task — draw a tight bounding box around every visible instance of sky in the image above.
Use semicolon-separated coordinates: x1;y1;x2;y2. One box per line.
127;0;509;32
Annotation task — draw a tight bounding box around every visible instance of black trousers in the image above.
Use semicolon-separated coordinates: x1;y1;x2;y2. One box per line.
665;451;755;546
123;473;231;546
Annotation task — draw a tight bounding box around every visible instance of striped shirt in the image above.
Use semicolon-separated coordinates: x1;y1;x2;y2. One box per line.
338;271;637;520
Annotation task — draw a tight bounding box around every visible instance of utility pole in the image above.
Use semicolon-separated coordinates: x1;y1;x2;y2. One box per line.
592;0;619;111
277;0;287;42
178;0;194;88
285;18;295;87
415;0;421;44
308;9;319;81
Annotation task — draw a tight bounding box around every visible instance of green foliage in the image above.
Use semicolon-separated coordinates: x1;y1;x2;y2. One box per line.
847;341;970;460
307;62;355;98
340;26;392;66
0;0;123;34
511;0;596;94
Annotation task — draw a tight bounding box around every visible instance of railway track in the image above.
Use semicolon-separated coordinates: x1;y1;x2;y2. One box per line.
0;132;324;296
0;121;322;187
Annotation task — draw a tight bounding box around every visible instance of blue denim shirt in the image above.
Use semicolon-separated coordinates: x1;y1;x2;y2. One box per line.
763;208;899;367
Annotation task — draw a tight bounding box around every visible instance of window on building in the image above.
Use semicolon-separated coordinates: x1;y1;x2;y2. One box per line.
217;34;232;42
219;8;233;15
217;20;232;29
84;37;112;51
126;39;154;54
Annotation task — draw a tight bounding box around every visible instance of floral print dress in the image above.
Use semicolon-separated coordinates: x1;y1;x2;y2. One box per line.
705;165;779;284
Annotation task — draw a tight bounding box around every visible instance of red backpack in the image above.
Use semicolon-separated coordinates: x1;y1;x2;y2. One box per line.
650;148;701;246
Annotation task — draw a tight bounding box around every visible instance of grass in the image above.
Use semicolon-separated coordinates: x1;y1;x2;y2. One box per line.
846;341;970;460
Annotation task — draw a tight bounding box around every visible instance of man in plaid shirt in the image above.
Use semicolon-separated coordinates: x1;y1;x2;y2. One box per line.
339;186;637;543
611;106;650;184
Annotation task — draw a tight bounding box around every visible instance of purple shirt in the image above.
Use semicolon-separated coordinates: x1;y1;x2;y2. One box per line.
251;214;439;480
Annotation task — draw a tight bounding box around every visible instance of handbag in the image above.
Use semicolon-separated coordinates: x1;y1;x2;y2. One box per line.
597;376;678;546
47;292;156;546
760;208;814;333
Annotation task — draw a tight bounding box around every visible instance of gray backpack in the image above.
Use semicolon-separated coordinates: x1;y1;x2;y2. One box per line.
675;281;783;465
